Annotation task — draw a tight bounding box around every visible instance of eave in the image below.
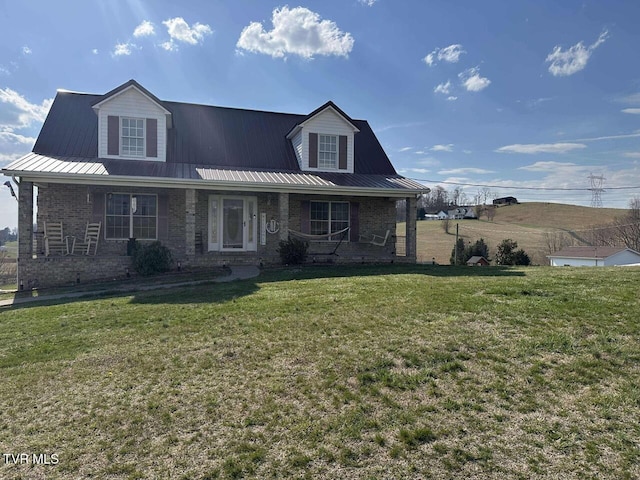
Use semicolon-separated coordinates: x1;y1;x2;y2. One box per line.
2;154;428;198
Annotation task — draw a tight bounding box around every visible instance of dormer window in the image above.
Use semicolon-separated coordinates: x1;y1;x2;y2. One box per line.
318;135;337;169
121;118;145;157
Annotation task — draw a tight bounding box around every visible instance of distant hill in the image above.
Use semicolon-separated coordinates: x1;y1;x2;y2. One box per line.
409;202;628;266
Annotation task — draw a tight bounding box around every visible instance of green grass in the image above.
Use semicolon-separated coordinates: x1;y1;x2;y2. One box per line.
0;265;639;479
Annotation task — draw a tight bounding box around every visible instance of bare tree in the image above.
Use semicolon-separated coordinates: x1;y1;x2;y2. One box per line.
613;197;640;251
441;217;451;234
485;205;496;221
543;230;570;254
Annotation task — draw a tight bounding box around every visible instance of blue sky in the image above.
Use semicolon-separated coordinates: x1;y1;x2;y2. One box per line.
1;0;640;227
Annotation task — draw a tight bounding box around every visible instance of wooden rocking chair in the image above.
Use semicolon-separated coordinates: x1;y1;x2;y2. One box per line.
71;222;101;255
44;221;70;256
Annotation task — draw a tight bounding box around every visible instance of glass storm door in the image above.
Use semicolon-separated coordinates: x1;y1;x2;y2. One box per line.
222;198;244;249
209;196;257;252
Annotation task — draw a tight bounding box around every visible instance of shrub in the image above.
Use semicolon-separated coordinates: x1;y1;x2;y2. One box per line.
277;238;308;265
495;239;531;266
133;241;172;276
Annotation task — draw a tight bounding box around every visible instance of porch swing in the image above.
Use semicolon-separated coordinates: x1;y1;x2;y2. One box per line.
287;226;350;256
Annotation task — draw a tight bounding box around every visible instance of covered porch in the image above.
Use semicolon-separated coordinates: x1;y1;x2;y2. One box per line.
17;180;418;288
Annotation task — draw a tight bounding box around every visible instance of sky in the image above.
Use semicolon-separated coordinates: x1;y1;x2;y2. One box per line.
1;0;640;228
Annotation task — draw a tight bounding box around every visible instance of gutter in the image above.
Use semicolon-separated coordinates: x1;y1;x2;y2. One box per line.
2;169;428;198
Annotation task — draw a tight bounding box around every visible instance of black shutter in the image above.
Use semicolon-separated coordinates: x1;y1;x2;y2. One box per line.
146;118;157;157
339;135;347;170
92;193;105;237
157;195;168;240
349;202;359;242
107;116;119;155
309;133;318;168
300;200;310;234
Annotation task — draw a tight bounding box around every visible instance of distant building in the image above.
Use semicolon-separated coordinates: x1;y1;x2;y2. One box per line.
493;196;518;206
547;246;640;267
446;206;478;220
467;256;490;266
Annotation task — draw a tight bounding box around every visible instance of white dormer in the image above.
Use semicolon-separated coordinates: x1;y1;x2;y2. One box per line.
92;80;171;162
287;101;360;174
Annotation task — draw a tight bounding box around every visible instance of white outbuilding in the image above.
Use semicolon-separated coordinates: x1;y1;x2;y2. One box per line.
547;246;640;267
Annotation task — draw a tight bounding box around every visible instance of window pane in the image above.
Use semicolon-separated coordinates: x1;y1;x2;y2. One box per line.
310;201;329;236
318;135;337;168
121;117;145;156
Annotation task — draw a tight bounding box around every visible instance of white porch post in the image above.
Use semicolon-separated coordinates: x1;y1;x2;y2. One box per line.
279;192;289;241
185;188;196;256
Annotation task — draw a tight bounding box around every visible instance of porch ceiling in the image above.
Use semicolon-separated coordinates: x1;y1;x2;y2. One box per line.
3;153;428;197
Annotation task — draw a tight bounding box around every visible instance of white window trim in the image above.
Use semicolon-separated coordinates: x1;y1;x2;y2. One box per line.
310;200;350;242
208;195;258;252
318;134;338;170
105;193;158;240
120;117;146;158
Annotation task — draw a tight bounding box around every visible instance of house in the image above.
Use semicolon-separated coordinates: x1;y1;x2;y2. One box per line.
2;80;427;287
547;246;640;267
493;196;518;206
466;256;490;266
446;206;477;220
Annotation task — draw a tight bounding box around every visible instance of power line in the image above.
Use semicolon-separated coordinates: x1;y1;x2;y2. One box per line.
410;177;640;191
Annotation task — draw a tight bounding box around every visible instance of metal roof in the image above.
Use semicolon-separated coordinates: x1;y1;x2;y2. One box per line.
5;81;429;195
5;153;426;195
547;246;636;259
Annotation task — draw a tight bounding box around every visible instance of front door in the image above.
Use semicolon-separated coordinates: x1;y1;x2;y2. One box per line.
208;196;257;252
222;198;244;249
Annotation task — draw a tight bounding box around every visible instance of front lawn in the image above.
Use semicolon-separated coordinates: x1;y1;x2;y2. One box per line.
0;265;638;479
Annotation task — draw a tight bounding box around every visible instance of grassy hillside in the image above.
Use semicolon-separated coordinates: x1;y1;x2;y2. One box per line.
1;265;639;479
409;202;628;265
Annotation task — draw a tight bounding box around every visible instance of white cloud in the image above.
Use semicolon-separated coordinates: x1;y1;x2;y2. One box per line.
459;67;491;92
622;108;640;114
236;6;354;59
359;0;378;5
163;17;212;49
546;29;608;77
91;49;99;55
399;147;412;152
424;44;465;67
22;46;32;55
0;89;49;166
434;80;451;95
112;42;135;56
618;93;640;104
496;143;586;154
438;167;494;175
0;88;52;129
518;161;592;172
447;96;458;101
133;20;155;38
431;144;454;152
623;152;640;159
160;41;177;52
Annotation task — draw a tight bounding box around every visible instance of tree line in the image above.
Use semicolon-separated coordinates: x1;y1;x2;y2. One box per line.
543;197;640;253
0;227;17;246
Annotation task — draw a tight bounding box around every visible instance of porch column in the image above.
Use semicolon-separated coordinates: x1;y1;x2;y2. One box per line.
18;180;33;259
278;192;289;241
405;196;417;261
185;188;196;256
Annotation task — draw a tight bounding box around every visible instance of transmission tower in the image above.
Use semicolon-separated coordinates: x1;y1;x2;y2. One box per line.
587;173;605;208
